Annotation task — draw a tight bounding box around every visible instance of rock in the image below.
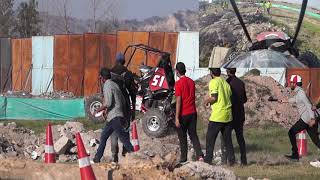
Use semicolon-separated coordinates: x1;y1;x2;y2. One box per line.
69;146;77;154
54;136;73;154
64;122;85;134
164;152;177;166
248;177;255;180
58;155;70;163
89;139;99;147
7;122;17;129
0;123;4;127
174;161;236;179
6;151;18;157
151;155;165;166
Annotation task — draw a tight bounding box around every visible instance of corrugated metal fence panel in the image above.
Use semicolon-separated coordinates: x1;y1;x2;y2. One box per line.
69;34;84;96
32;36;54;95
117;31;133;63
163;32;178;66
147;32;165;67
310;68;320;103
0;38;12;93
100;34;117;69
176;32;198;78
54;35;69;91
21;39;32;92
129;32;149;74
11;39;22;91
83;34;101;96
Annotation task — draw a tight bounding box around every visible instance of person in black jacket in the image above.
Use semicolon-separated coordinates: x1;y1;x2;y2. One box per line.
221;68;248;165
109;53;137;163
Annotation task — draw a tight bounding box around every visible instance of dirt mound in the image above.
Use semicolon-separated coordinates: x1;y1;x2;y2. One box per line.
195;74;298;129
199;5;283;67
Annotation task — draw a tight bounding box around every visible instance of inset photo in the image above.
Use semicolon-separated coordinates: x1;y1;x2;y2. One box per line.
199;0;320;68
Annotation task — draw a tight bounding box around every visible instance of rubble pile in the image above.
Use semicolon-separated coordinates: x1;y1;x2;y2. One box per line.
38;91;75;99
0;120;236;179
0;90;75;99
199;5;283;66
195;73;298;129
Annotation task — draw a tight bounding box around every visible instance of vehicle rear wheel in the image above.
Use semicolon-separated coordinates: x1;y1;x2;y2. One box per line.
85;94;105;123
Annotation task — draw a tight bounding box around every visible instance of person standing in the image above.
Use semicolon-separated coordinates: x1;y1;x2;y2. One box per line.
204;68;235;166
279;75;318;161
109;53;137;163
92;68;134;163
266;0;272;15
175;62;204;164
221;68;248;165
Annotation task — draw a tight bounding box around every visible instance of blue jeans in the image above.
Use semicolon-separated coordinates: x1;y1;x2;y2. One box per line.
95;116;134;161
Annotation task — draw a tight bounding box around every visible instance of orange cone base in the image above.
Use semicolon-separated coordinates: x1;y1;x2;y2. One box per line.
80;166;96;180
45;153;56;163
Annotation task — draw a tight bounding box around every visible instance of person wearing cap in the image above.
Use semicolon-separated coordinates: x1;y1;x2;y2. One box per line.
279;75;318;161
204;68;235;166
221;68;248;165
175;62;204;165
109;52;137;163
92;68;134;163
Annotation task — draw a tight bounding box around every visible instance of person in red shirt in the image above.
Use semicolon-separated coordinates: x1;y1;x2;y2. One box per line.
175;62;204;164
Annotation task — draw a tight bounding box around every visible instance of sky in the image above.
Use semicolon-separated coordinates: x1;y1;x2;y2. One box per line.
14;0;198;20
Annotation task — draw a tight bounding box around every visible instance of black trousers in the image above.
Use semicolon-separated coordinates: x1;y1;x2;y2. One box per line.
205;121;235;164
221;122;247;164
176;113;204;162
289;119;320;156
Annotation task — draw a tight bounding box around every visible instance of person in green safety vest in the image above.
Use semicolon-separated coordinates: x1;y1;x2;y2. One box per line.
266;0;272;15
262;0;266;13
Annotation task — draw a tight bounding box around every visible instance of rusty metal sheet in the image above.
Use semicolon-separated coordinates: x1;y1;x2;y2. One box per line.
69;35;84;96
100;34;117;69
0;38;12;93
11;39;22;91
163;32;178;66
54;35;69;92
54;67;68;91
69;69;84;97
147;32;165;67
83;67;99;96
116;31;133;63
129;31;149;74
310;68;320;103
84;33;101;68
286;68;311;96
54;35;69;69
21;38;32;92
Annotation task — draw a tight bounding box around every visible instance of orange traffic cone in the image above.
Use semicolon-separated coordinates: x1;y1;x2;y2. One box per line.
45;122;55;163
297;130;307;157
76;133;96;180
131;121;140;152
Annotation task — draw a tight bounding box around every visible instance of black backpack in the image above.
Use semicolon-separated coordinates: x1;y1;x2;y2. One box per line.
111;72;131;117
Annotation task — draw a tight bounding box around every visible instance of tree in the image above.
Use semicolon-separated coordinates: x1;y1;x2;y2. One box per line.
0;0;15;36
54;0;71;33
89;0;119;32
15;0;41;38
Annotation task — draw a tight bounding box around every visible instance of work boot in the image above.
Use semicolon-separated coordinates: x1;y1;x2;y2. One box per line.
91;156;100;164
241;156;248;166
284;154;299;162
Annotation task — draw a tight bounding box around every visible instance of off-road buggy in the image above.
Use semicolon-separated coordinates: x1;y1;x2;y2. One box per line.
85;44;176;138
